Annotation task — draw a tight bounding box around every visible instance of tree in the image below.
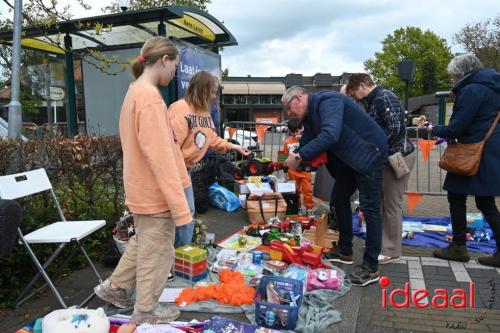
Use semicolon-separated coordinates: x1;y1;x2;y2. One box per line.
364;27;453;98
454;15;500;71
102;0;211;13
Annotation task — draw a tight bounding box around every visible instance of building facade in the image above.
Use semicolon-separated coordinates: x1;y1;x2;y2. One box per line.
221;73;350;124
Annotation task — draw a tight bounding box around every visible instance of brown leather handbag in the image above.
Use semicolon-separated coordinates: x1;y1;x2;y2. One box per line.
439;112;500;176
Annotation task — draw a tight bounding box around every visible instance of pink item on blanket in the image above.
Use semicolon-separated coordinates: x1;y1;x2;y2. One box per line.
306;268;343;291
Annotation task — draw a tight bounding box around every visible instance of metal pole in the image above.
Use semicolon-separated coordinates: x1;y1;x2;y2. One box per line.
404;80;409;114
8;0;23;139
44;58;53;124
64;33;78;136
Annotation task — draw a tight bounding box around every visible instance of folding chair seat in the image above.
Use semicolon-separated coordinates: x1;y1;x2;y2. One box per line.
0;168;106;309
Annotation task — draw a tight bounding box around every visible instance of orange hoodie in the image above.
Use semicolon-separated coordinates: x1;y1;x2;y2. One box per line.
168;99;233;167
119;81;191;226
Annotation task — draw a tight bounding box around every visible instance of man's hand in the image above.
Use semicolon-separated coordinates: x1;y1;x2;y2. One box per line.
232;144;252;156
285;151;301;170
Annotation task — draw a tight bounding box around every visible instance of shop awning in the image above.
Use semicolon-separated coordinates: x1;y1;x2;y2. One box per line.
222;83;249;94
222;82;286;95
248;83;285;95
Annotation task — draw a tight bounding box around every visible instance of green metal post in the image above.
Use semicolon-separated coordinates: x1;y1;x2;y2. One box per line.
64;33;78;136
435;91;450;125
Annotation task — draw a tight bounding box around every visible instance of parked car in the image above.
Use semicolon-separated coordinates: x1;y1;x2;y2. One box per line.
266;120;288;133
223;129;258;148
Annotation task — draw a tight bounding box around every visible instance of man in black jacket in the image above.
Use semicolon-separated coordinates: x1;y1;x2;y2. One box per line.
283;86;387;286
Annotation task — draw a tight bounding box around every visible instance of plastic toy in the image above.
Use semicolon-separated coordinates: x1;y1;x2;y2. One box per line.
306;268;343;291
174;245;208;282
269;240;325;268
473;230;491;242
272;151;328;172
42;308;109;333
238;236;248;246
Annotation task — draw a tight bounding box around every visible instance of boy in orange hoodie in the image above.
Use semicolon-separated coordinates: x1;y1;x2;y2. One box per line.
282;118;314;216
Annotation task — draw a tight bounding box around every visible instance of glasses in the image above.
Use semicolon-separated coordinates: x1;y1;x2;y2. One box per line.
282;95;298;112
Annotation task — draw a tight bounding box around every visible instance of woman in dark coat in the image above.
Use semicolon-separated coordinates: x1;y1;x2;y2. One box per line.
428;54;500;267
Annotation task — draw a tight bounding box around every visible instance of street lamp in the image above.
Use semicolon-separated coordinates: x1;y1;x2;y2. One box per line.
7;0;23;139
397;60;416;121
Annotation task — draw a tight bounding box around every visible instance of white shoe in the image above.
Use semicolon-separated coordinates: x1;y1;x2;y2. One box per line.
378;254;400;265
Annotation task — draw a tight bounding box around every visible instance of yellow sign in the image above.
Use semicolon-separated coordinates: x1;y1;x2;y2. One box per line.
169;15;215;42
21;38;65;54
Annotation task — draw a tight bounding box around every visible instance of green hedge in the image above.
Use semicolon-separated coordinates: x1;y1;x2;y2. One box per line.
0;136;124;308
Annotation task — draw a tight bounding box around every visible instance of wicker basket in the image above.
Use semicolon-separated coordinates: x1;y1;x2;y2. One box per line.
113;236;129;255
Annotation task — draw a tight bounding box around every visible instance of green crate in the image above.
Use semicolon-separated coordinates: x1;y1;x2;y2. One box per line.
175;245;207;263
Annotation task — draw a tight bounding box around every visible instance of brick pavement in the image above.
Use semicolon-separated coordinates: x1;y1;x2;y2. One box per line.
2;202;499;333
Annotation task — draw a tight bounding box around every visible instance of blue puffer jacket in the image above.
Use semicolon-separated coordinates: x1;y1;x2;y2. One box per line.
298;91;388;177
432;68;500;196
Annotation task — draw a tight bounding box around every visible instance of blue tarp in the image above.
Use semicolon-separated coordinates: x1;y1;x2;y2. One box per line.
352;215;497;254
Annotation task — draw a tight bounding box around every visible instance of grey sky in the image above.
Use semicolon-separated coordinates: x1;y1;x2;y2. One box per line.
1;0;498;77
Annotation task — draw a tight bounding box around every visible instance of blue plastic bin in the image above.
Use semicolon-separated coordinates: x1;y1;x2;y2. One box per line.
254;276;303;330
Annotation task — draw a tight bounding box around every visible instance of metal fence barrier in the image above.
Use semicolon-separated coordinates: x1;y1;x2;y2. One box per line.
21;122;87;139
405;126;446;196
222;121;289;162
223;121;447;197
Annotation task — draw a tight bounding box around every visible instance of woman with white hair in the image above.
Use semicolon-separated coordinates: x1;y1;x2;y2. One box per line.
427;54;500;267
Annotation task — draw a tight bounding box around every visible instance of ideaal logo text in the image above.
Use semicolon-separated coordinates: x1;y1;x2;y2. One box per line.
379;276;475;309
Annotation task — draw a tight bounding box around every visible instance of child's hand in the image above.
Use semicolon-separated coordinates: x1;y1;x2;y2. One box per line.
232;144;251;156
117;323;137;333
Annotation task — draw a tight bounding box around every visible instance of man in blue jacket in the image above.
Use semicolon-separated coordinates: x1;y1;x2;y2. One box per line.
284;86;388;286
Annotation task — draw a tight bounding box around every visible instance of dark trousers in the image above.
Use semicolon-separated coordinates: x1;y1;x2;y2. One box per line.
331;160;384;270
448;192;500;248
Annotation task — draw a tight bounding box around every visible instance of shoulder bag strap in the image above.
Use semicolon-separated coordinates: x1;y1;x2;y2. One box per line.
483;111;500;142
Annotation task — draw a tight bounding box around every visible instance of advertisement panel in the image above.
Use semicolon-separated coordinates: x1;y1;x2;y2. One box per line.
175;39;222;134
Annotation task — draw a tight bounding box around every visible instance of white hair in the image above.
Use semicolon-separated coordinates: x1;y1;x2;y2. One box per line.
282;85;308;102
447;54;483;78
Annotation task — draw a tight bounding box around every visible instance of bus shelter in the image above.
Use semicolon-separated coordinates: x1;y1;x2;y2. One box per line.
0;6;237;136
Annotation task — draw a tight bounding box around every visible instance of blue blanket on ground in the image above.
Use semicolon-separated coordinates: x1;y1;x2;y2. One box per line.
352;215;497;254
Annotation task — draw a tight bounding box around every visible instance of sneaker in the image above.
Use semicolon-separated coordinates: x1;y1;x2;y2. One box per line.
297;208;305;216
131;305;180;325
349;264;380;286
323;246;353;264
433;243;470;262
306;209;314;217
94;279;134;309
167;273;175;282
378;254;400;265
478;251;500;268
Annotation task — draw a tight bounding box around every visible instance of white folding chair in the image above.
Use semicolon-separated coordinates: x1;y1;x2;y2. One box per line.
0;168;106;309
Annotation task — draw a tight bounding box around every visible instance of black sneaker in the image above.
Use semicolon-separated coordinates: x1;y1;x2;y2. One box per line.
323;246;353;264
478;251;500;268
349;264;380;287
433;243;470;262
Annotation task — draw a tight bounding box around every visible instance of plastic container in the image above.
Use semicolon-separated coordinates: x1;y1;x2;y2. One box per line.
254;276;303;330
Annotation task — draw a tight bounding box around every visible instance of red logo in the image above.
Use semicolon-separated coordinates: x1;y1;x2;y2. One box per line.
379;276;475;309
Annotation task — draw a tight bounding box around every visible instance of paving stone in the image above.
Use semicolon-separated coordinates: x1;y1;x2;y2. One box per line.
393;322;434;332
401;256;420;261
421;261;450;267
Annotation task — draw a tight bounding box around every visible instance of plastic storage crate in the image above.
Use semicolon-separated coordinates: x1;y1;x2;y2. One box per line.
254;276;303;330
174;245;207;282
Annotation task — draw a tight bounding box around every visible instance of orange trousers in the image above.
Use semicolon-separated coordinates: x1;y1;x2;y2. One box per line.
288;170;313;210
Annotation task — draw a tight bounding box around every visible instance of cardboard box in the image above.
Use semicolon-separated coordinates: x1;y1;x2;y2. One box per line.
234;180;249;195
276;181;296;193
302;229;339;249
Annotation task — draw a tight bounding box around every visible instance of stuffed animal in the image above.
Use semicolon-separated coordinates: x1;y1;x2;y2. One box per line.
42;308;110;333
